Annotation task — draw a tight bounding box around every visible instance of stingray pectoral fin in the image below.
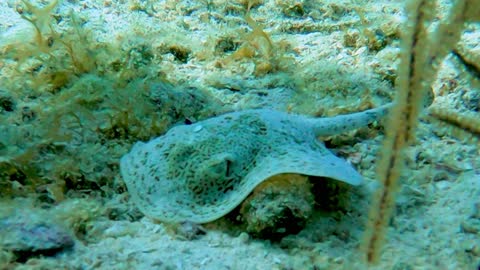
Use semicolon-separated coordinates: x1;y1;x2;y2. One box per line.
248;148;363;188
300;152;364;185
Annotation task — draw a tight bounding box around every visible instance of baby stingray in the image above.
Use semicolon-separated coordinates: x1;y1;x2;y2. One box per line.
120;104;392;224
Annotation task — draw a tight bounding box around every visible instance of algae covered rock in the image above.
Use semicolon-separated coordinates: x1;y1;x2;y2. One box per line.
239;174;314;239
0;213;74;262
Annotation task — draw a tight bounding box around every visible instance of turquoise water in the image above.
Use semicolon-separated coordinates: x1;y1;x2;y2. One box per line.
0;0;479;269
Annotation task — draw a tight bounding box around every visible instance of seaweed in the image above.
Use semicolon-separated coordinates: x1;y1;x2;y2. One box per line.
362;0;473;264
0;0;177;200
216;11;294;77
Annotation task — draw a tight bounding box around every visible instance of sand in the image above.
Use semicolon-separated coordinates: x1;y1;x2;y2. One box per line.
0;0;479;269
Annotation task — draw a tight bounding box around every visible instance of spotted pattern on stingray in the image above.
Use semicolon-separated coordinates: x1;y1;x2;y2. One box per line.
120;104;391;223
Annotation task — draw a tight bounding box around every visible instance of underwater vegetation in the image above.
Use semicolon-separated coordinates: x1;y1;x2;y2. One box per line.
0;0;220;202
363;0;480;263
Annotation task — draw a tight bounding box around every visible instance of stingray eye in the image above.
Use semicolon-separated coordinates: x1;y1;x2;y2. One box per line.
203;154;234;180
210;159;232;178
208;160;225;177
225;159;232;178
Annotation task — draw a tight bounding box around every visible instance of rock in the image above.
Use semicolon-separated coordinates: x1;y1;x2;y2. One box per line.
239;174;315;240
164;221;207;241
0;215;74;262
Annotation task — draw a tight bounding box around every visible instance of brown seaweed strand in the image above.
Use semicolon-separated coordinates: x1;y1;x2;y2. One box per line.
363;0;434;263
363;0;469;264
429;106;480;137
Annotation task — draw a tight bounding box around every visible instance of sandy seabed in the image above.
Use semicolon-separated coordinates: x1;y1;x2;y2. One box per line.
0;0;479;269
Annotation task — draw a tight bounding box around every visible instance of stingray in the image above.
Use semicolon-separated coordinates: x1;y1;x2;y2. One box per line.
120;104;391;223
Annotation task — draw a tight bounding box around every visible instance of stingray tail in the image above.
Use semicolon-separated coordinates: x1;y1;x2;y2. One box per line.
310;103;393;137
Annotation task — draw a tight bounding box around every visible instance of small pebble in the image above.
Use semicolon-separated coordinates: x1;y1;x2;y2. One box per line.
166;221;206;240
235;232;250;244
435;180;452;191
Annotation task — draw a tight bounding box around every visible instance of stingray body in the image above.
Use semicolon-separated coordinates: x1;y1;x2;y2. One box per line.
120;104;391;223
